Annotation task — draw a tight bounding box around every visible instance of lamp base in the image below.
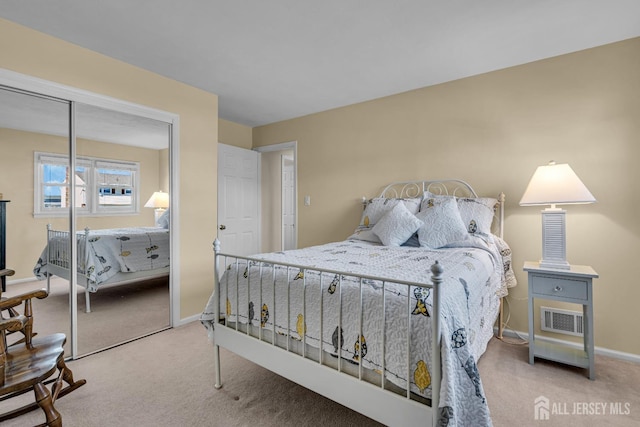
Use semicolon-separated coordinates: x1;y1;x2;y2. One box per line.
154;208;166;226
540;208;570;270
539;259;570;270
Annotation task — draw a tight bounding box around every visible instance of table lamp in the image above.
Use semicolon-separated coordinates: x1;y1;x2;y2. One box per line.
520;161;596;270
144;191;169;225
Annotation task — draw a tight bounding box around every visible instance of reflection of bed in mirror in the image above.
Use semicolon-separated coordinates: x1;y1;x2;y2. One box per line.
33;225;170;312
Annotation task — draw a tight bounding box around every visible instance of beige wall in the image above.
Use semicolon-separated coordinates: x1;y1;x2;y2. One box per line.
253;38;640;356
219;118;252;149
0;128;163;279
1;18;218;320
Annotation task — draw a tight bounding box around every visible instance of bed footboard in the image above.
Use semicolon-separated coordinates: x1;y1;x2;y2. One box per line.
209;239;443;426
45;225;95;311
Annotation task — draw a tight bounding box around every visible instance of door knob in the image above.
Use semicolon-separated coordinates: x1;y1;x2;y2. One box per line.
219;224;226;230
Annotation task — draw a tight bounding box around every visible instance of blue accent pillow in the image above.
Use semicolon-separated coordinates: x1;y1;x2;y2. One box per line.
401;233;420;247
157;208;170;229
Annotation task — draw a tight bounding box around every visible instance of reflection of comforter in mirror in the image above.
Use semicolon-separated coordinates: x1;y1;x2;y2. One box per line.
34;227;169;291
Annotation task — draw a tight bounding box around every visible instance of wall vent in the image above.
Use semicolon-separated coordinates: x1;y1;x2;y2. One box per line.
540;306;584;337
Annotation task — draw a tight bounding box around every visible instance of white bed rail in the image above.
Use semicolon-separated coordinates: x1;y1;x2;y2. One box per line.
45;225;90;274
45;224;93;311
212;239;443;426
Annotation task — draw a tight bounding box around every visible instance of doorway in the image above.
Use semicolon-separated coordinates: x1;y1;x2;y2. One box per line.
281;154;295;251
0;69;180;358
256;142;297;253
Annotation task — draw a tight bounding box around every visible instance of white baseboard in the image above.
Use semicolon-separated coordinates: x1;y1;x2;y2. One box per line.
177;313;201;326
496;327;640;364
7;276;40;285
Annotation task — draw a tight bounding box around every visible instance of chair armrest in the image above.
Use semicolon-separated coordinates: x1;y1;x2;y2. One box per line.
0;269;15;278
0;289;49;310
0;315;27;333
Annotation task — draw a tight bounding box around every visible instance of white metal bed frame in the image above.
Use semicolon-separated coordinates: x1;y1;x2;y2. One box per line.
209;179;506;426
43;224;169;312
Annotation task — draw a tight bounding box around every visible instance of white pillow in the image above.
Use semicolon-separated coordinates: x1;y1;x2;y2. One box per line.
421;194;497;237
349;197;421;243
348;228;381;243
456;197;497;236
372;202;423;247
359;197;421;227
416;197;468;249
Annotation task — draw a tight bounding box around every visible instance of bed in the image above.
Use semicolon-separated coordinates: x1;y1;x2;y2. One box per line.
201;180;516;426
33;225;170;312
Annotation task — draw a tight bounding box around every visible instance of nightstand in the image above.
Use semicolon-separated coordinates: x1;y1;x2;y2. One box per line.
524;261;599;379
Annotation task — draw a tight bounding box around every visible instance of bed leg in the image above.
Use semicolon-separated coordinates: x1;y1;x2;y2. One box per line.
213;344;222;389
85;288;91;313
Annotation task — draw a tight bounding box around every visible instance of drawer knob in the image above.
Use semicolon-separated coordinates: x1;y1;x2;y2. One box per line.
554;285;562;292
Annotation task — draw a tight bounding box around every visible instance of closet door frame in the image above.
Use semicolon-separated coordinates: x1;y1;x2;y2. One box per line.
0;68;181;359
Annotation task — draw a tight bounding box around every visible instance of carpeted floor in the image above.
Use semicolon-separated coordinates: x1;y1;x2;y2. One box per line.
1;321;638;427
4;276;170;355
480;336;640;427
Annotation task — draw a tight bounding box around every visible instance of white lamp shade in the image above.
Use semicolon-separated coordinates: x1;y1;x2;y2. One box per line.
144;191;169;209
519;162;596;206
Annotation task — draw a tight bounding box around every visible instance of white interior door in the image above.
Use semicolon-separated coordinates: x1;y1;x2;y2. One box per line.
218;143;260;256
282;154;296;250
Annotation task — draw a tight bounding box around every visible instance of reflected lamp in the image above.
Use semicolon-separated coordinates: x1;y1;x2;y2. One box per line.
520;161;596;270
144;191;169;225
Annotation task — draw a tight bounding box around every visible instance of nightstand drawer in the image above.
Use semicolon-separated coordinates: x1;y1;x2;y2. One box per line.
531;275;588;301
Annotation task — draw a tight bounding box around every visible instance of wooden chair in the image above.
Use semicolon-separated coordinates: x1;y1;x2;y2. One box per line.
0;268;86;426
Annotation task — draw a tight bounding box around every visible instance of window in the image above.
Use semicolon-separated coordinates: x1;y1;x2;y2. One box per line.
34;152;140;217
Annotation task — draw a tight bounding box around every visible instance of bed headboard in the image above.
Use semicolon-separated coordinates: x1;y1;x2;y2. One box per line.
373;179;505;239
379;179;478;199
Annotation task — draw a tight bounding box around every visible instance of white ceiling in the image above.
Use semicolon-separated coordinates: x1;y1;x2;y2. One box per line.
1;0;639;128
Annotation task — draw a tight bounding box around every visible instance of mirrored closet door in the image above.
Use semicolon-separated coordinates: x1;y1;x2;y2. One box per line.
0;80;174;358
74;102;171;355
0;86;73;353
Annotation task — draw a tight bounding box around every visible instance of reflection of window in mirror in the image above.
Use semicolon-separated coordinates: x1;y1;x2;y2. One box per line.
34;151;140;217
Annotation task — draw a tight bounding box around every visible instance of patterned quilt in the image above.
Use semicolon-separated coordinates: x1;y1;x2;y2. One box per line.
202;237;516;426
34;227;170;291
